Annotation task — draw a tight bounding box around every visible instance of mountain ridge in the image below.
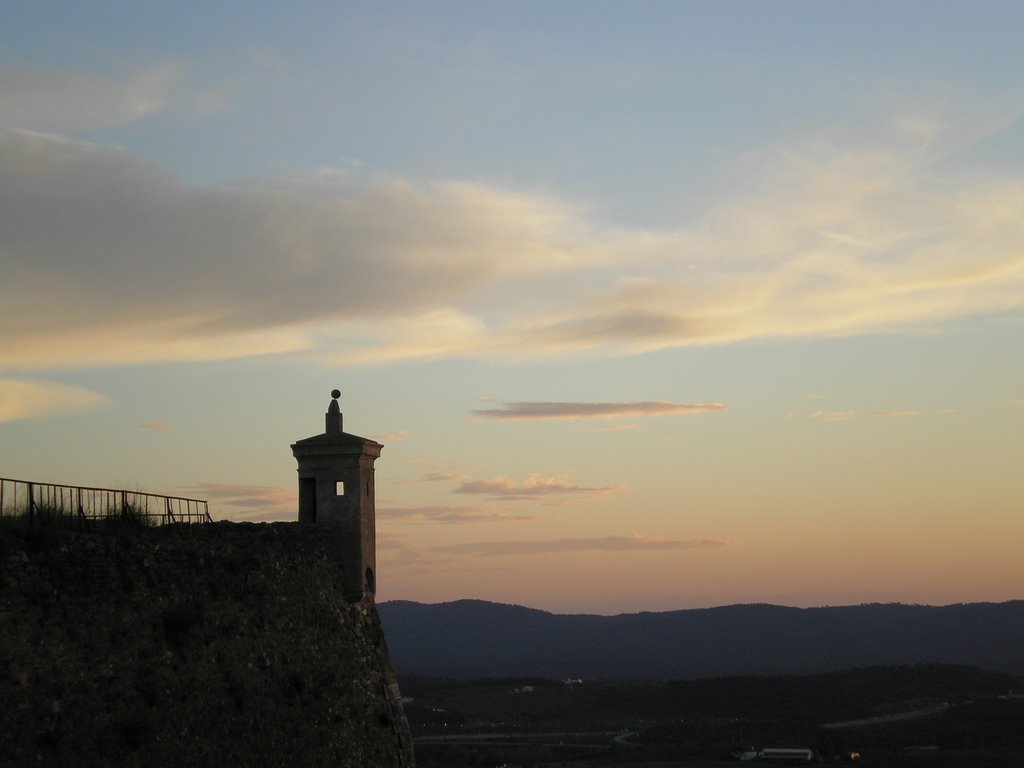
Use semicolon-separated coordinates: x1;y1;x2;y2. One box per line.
378;598;1024;680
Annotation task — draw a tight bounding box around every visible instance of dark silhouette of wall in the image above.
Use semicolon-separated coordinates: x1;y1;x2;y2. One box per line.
0;521;414;768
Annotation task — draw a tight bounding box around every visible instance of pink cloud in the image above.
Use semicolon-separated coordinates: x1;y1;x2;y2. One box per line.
453;474;623;503
472;400;726;420
371;429;412;442
181;482;295;520
433;534;733;556
379;505;537;524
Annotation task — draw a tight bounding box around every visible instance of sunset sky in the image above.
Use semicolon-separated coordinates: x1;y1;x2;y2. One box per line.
2;2;1022;614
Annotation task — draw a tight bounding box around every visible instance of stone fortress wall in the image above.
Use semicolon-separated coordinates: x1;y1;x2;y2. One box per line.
0;520;415;768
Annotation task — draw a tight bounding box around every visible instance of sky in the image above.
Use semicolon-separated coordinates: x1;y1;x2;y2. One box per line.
1;2;1023;614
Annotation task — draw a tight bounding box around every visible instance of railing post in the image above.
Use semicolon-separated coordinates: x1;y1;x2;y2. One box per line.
77;488;88;528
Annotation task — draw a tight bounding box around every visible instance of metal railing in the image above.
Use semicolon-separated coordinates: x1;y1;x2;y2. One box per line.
0;477;212;528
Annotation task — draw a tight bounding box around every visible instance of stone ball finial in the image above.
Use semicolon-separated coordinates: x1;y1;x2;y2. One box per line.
328;389;342;416
326;388;342;428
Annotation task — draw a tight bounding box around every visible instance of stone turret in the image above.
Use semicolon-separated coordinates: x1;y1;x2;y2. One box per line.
291;389;382;602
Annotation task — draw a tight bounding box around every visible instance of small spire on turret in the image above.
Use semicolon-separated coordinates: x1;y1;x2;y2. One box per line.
326;388;342;434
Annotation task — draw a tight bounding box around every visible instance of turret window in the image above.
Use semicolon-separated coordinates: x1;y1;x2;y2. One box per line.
336;481;345;496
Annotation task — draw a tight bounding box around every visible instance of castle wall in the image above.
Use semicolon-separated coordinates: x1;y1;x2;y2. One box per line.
0;521;414;768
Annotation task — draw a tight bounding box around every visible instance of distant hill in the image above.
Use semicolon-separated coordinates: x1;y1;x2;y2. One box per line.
378;599;1024;680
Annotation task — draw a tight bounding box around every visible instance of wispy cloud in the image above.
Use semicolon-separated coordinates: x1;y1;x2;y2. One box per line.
0;131;589;370
406;472;473;484
141;421;171;430
472;400;726;420
370;429;412;442
809;409;919;422
432;534;733;556
379;505;537;524
808;410;857;422
0;378;108;423
0;61;186;131
4;123;1024;370
182;482;294;520
453;474;623;503
377;531;418;553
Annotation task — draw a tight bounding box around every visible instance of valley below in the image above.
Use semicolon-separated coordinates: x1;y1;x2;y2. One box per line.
379;600;1024;766
400;667;1024;767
